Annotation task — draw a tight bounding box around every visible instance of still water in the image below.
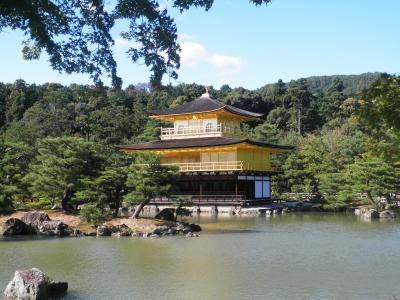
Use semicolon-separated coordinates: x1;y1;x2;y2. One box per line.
1;213;400;300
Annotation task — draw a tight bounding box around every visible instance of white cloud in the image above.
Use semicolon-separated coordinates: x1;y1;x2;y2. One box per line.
180;41;207;66
179;36;242;73
116;33;243;75
178;34;196;42
209;53;242;73
114;38;129;48
114;38;142;50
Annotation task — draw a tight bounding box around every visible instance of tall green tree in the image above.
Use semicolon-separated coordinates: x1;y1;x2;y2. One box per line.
5;80;40;124
287;79;314;135
24;136;103;210
0;140;35;211
125;154;177;218
341;154;400;209
77;151;132;216
320;78;346;122
358;74;400;136
357;74;400;161
19;85;74;138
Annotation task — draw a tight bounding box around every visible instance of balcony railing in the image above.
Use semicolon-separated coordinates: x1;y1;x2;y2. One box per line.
162;161;282;173
163;161;244;172
137;161;282;173
150;194;246;205
160;124;237;140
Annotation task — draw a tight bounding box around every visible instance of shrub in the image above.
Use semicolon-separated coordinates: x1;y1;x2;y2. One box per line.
22;199;53;210
80;204;104;226
173;196;193;221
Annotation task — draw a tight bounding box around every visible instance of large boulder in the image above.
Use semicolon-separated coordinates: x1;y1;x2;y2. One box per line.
84;230;97;237
38;220;72;237
3;268;67;300
188;223;202;232
362;209;380;219
114;224;132;236
1;218;36;236
152;225;171;236
97;225;113;236
155;208;175;221
22;211;50;228
379;210;397;219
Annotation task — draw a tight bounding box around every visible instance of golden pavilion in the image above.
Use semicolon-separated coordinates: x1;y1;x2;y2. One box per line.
117;91;292;206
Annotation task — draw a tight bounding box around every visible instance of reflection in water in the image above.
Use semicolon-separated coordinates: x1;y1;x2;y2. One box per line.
1;213;399;300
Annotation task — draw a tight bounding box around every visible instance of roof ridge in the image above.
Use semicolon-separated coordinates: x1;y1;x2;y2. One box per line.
207;96;225;106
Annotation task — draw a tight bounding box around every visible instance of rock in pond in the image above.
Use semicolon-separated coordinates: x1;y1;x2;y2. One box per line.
1;218;36;236
188;223;202;232
99;224;134;237
84;230;97;237
379;210;397;219
152;225;171;236
97;225;115;236
38;220;72;237
3;268;68;300
114;224;132;236
362;209;380;219
155;208;175;221
22;211;51;228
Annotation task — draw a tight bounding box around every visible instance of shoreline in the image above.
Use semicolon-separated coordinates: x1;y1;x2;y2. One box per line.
0;210;202;238
1;208;398;240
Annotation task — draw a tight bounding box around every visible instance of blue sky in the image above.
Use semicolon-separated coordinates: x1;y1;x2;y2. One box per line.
0;0;399;89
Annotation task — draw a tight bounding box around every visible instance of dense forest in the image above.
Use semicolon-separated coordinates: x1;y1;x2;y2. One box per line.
0;72;399;214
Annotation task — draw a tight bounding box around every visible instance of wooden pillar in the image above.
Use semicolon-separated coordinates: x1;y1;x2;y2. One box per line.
235;181;238;196
199;182;203;198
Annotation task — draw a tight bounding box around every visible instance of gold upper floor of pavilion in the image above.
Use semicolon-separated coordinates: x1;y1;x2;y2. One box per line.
149;92;263;140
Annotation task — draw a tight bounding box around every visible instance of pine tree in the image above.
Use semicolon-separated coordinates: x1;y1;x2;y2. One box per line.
24;137;103;210
77;151;131;216
343;154;400;209
125;154;177;218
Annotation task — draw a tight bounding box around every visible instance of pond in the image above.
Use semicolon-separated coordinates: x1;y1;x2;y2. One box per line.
1;213;399;299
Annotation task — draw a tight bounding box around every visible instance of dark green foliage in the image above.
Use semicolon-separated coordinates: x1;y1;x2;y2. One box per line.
223;87;271;115
319;78;347;123
306;73;382;95
0;0;271;87
23;136;103;210
125;154;178;218
80;204;104;226
280;121;367;209
0;139;36;211
21;199;53;210
358;74;400;137
77;150;131;216
173;196;193;221
341;154;400;209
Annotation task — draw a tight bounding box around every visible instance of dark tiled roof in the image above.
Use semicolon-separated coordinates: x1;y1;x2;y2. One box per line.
225;105;264;118
116;137;294;151
149;95;264;118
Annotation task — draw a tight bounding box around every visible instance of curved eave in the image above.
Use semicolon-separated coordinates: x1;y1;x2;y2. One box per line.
224;106;264;119
243;140;294;153
116;138;293;153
